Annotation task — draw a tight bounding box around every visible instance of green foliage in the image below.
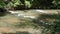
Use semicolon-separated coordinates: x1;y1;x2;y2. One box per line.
0;0;60;9
53;0;60;5
11;0;21;7
25;0;32;8
0;0;6;8
0;0;21;8
7;0;21;8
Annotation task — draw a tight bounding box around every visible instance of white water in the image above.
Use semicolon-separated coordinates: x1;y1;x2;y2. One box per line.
9;10;58;19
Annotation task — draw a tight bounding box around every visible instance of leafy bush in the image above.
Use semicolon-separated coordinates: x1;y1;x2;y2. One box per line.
0;0;60;9
0;0;6;8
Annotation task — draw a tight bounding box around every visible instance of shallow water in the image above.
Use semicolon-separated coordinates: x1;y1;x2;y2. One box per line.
0;10;60;34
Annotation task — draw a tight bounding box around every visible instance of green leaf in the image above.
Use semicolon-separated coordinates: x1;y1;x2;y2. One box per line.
25;0;31;8
0;0;6;8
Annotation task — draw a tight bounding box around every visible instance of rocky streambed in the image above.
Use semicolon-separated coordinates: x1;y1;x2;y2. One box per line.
0;10;60;34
